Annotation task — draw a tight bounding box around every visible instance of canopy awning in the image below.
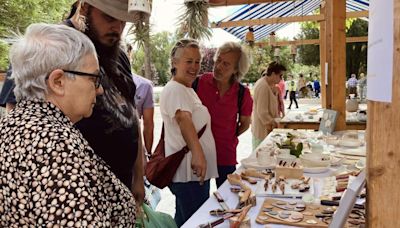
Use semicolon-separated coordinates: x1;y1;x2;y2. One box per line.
215;0;369;41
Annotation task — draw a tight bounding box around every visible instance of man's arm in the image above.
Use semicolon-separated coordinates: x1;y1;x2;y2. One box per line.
141;82;154;154
131;122;145;206
237;115;251;136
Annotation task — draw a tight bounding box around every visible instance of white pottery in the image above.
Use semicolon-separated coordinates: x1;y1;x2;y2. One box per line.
128;0;152;15
300;153;330;168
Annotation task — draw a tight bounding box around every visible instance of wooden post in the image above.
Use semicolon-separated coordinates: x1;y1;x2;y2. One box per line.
326;0;346;130
320;3;328;108
367;1;400;226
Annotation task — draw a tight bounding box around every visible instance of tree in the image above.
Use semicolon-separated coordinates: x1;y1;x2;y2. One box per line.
296;21;320;66
345;19;368;77
242;39;295;84
131;31;177;86
0;0;73;70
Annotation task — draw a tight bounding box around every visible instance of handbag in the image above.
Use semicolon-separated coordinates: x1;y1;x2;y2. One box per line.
145;124;206;189
135;203;177;228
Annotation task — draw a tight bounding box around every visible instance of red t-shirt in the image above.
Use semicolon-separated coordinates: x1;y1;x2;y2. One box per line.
196;73;253;166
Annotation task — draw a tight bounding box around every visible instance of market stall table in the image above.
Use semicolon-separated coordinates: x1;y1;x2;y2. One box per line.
279;109;366;130
182;129;366;228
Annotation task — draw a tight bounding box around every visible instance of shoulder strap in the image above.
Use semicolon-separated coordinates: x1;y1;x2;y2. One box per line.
235;83;246;136
192;76;200;92
182;124;207;153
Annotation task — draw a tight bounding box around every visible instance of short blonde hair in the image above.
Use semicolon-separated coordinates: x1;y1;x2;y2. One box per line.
169;38;201;76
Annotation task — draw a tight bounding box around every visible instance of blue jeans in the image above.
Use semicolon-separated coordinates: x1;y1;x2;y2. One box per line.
169;180;210;227
216;165;236;188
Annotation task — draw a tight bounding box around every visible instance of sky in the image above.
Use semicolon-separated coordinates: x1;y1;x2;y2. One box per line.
135;0;300;47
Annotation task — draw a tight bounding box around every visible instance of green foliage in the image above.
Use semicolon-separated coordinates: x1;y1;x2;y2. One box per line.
243;39;294;84
0;0;73;70
177;1;211;40
296;18;368;79
276;133;303;158
131;31;177;85
290;64;320;81
346;19;368;77
296;21;320;66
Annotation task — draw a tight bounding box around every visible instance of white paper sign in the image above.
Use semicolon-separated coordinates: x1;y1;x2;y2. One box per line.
367;0;394;102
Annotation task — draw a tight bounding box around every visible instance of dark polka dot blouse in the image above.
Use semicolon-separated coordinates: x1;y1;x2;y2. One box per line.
0;99;136;227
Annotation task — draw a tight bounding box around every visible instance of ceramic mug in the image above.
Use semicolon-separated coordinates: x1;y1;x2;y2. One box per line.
310;143;324;154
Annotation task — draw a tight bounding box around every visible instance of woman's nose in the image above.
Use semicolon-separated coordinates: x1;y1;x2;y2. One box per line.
96;85;104;95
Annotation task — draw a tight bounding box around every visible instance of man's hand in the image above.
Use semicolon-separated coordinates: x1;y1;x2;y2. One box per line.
131;176;145;206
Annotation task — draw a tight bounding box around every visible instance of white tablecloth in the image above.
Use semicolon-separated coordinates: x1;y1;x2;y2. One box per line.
182;129;347;228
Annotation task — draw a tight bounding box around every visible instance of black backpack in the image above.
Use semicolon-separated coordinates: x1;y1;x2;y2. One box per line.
192;76;245;136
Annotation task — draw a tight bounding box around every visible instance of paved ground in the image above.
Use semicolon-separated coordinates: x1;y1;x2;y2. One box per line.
154;98;322;216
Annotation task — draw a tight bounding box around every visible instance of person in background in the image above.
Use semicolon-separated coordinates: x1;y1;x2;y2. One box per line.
275;74;285;117
297;73;307;98
0;0;145;205
0;23;136;227
252;62;287;150
284;76;290;100
127;44;154;162
194;42;253;187
0;66;15;112
126;44;160;209
347;73;358;97
160;39;218;226
358;73;367;101
287;74;298;109
277;75;285;100
313;77;321;98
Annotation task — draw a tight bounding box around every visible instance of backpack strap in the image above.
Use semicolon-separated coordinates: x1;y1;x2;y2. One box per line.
192;76;200;92
235;83;245;136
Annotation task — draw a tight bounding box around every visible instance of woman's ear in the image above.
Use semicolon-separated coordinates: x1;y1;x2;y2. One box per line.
47;69;66;96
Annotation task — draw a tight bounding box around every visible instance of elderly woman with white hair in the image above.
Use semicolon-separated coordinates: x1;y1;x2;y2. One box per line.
160;38;218;226
194;41;253;188
0;23;136;227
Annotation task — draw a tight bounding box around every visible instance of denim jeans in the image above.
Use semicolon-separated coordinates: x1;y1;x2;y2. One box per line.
169;180;210;227
216;165;236;188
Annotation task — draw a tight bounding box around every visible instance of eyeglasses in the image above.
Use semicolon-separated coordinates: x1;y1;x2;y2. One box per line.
171;39;199;57
62;67;105;88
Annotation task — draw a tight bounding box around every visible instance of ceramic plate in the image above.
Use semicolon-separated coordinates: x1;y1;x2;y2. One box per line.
337;148;366;157
338;139;363;148
303;166;330;174
240;157;276;170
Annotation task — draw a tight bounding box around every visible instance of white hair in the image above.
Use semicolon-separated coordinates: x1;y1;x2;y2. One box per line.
214;41;250;81
169;39;201;76
10;23;97;101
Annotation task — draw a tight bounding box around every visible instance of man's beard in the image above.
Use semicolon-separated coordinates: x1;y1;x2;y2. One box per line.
84;12;120;75
83;9;136;106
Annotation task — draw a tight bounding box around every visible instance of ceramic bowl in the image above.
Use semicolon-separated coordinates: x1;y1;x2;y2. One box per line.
325;136;339;146
300;153;331;168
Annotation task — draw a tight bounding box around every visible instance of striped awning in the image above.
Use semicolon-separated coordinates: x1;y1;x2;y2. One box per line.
216;0;369;41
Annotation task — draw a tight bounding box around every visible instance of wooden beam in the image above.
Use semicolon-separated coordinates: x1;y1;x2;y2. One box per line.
209;0;291;7
211;14;325;28
328;0;346;131
346;10;369;18
320;3;328;108
255;36;368;47
211;10;369;28
367;1;400;227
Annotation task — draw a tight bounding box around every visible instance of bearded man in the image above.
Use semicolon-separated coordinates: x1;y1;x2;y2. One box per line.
0;0;145;204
